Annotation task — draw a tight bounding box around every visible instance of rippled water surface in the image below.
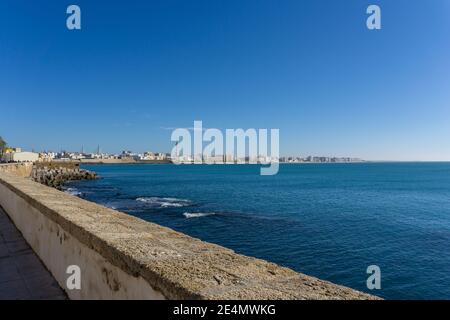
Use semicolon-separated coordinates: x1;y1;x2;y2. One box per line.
68;163;450;299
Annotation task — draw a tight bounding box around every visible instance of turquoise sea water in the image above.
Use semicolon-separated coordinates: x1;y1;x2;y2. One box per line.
68;163;450;299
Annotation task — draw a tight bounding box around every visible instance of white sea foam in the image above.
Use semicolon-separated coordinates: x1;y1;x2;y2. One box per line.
64;187;82;197
183;212;216;219
136;197;192;208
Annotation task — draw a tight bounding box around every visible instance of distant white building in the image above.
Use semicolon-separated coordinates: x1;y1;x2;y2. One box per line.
38;152;57;162
2;151;39;163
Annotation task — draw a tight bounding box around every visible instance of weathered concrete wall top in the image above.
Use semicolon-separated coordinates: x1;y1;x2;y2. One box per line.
0;172;378;300
0;163;33;177
34;161;80;170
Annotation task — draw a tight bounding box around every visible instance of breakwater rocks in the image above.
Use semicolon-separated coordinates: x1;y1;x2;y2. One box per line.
31;164;98;190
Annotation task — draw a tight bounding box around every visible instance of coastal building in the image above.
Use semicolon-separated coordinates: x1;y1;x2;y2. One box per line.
155;153;169;160
38;151;57;162
2;151;39;163
204;155;224;163
139;152;168;161
278;156;363;163
3;147;22;153
141;151;156;160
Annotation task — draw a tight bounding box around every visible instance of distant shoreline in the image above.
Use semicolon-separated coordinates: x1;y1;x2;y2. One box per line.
77;159;171;165
32;159;171;165
44;160;450;166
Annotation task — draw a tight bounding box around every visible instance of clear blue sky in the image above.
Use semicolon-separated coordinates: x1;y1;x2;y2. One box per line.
1;1;449;160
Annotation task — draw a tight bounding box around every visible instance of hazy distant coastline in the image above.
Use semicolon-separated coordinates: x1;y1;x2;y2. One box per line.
77;159;171;165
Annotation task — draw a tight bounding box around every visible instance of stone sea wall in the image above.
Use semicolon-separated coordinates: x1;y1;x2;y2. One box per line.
0;162;34;177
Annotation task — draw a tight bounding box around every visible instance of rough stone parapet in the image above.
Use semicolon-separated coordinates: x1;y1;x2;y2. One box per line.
0;162;33;177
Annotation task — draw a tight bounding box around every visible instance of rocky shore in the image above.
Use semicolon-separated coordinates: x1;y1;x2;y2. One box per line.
31;164;97;190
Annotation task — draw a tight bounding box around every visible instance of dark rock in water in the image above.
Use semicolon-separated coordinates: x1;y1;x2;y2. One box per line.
31;164;98;190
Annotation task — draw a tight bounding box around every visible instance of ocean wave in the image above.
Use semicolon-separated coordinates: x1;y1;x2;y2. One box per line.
136;197;193;208
64;187;82;197
183;212;216;219
105;204;117;210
